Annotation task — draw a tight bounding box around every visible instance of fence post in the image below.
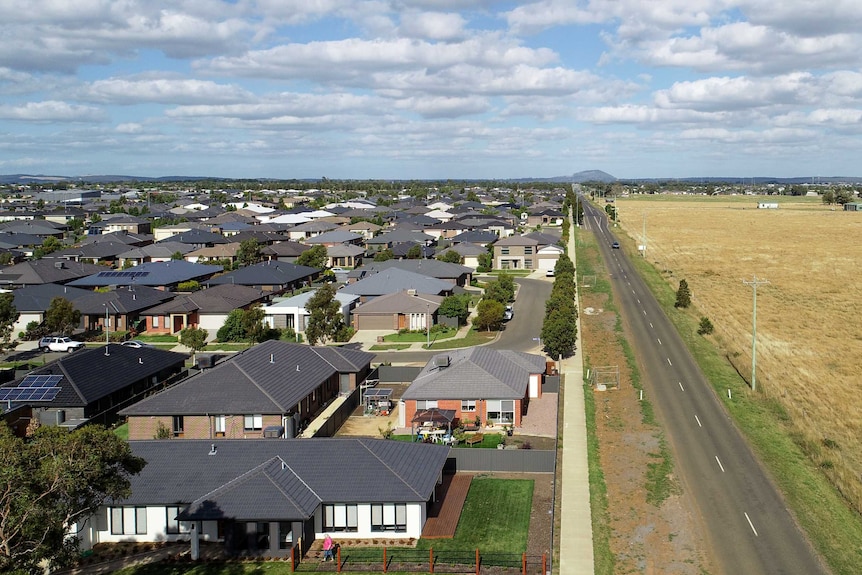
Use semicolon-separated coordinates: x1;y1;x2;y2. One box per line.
337;545;341;573
522;553;526;575
290;546;294;573
430;547;434;574
383;546;387;573
542;552;547;574
475;548;480;575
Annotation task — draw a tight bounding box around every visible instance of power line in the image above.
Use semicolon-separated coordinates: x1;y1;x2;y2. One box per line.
742;275;769;392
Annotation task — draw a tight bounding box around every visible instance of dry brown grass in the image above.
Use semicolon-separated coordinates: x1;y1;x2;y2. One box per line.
615;196;862;513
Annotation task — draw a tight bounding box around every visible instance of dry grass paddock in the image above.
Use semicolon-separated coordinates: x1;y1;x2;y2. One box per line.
613;195;862;514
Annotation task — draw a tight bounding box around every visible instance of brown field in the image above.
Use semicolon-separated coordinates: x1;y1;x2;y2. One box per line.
612;195;862;513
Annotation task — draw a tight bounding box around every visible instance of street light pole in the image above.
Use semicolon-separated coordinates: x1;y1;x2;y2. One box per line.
742;275;769;392
426;303;430;349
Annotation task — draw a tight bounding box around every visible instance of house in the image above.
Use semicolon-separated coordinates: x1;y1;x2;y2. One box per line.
261;290;359;333
204;260;319;293
525;208;565;227
0;344;187;433
140;284;269;336
101;214;153;235
117;241;195;267
261;240;311;262
120;340;375;440
74;439;450;557
185;242;242;264
354;260;472;287
493;234;560;271
399;348;547;429
74;285;176;334
10;283;91;335
437;242;486;270
340;268;455;303
351;290;442;331
325;243;364;268
0;260;106;288
67;260;224;290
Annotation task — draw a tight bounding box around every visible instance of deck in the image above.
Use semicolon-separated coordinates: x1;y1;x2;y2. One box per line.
421;473;473;539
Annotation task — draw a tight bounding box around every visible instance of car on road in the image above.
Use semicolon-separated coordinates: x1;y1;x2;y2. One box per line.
329;267;346;274
545;269;555;277
503;309;514;321
121;340;152;348
38;336;85;353
611;241;620;249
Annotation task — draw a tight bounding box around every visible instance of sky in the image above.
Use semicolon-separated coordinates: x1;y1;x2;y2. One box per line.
1;1;861;181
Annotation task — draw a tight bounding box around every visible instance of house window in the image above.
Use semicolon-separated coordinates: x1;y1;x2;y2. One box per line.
172;416;184;437
501;247;509;255
371;504;407;532
244;414;263;431
524;259;533;269
214;415;226;436
152;316;159;328
323;504;358;532
524;246;533;255
486;400;515;424
111;507;147;535
416;400;438;410
278;522;293;549
461;400;476;412
256;522;270;550
166;506;191;534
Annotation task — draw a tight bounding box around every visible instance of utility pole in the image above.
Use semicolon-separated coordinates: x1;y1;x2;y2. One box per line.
426;303;431;350
742;275;769;392
642;211;646;258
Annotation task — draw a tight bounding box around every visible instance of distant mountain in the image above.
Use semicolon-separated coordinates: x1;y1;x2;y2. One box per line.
511;170;617;184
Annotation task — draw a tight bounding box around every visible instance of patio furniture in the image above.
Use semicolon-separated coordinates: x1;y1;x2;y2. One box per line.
465;433;484;447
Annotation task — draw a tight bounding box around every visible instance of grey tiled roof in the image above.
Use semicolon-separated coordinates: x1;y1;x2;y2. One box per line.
0;260;106;286
204;260;318;287
402;347;546;401
67;260;223;287
340;268;453;298
119;341;374;416
121;439;451;521
11;283;91;312
141;284;267;315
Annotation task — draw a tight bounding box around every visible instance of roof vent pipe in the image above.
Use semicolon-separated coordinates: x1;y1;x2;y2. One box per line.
270;354;274;364
209;444;217;456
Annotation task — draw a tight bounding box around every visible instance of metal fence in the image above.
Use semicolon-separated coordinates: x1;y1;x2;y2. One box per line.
307;386;361;438
292;546;548;574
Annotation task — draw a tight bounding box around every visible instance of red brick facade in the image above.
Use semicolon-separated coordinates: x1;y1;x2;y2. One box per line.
401;397;524;429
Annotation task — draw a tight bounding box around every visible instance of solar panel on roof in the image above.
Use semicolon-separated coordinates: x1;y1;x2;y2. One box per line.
20;374;63;388
0;386;60;402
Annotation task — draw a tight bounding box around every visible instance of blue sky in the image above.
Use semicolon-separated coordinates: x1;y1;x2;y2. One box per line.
1;1;861;180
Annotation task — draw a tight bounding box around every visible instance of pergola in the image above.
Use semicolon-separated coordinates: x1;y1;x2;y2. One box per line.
410;408;456;442
363;388;393;415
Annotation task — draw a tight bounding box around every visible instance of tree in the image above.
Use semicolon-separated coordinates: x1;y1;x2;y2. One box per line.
496;273;515;300
179;326;208;359
406;244;422;259
675;279;692;308
437;250;462;264
0;425;146;573
216;309;246;342
373;248;394;262
42;296;79;337
305;284;344;345
170;251;184;260
541;314;577;360
33;236;62;259
296;245;328;269
477;250;493;271
438;294;470;325
241;305;269;343
474;299;505;331
177;280;200;292
697;316;714;335
0;293;18;353
237;238;262;267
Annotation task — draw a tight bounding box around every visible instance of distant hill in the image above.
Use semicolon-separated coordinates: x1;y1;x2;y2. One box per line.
512;170;617;184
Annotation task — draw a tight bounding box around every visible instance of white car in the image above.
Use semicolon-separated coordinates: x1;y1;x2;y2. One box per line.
121;340;152;348
503;309;514;321
546;269;555;277
38;336;85;353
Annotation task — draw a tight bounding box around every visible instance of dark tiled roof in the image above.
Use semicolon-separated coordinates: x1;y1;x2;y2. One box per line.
340;268;453;297
11;283;91;311
73;285;175;314
0;260;106;286
122;439;451;519
68;260;223;287
204;260;318;287
142;284;267;315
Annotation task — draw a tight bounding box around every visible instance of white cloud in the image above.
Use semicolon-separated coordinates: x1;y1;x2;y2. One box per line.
85;77;252;105
392;95;490;118
0;101;104;122
398;11;467;41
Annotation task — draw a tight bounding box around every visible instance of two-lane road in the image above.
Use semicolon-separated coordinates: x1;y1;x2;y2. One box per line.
583;200;827;575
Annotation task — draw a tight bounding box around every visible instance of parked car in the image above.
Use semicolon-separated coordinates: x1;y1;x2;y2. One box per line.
38;336;85;353
611;241;620;249
503;309;514;321
121;340;152;348
545;269;555;277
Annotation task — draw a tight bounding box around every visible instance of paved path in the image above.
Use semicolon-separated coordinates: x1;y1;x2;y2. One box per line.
557;204;595;574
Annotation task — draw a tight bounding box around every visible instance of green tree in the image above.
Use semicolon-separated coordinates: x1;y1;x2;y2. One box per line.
33;236;63;259
496;273;515;300
177;280;200;292
438;294;470;325
241;305;268;343
474;299;505;331
477;250;493;271
697;316;714;335
541;314;577;360
237;238;262;267
44;296;79;336
305;283;344;345
406;244;422;259
0;293;18;353
0;425;146;573
437;250;462;264
675;279;692;308
374;248;394;262
216;309;246;342
179;326;208;359
296;245;328;269
170;251;184;260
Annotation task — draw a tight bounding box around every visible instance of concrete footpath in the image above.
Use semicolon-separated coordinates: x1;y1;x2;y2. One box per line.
557;208;595;574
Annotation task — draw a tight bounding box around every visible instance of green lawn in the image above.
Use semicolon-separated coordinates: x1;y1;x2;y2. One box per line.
134;334;182;343
427;328;495;350
383;328;456;342
368;343;411;351
113;423;129;441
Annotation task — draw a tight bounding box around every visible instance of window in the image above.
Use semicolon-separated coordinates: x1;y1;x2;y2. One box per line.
278;522;293;549
461;400;476;412
323;504;358;532
415;400;438;410
214;415;226;436
172;416;184;437
166;506;191;534
111;507;147;535
152;316;159;328
371;504;407;532
256;522;270;550
501;247;509;255
244;414;263;431
524;259;533;269
486;400;515;424
524;246;533;255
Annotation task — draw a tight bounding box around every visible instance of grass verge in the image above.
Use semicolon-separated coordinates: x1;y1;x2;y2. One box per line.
581;378;615;575
427;328;495;350
383;329;456;342
369;343;410;351
628;230;862;575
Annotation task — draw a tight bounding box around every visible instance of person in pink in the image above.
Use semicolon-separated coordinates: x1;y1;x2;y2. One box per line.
322;534;334;561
